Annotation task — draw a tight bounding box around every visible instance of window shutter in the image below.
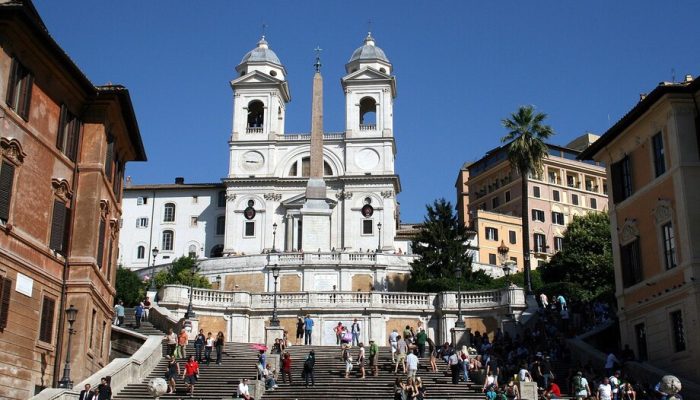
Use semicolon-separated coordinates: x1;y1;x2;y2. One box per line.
66;119;81;162
49;200;67;252
62;206;71;254
104;136;114;180
97;219;105;268
0;277;11;331
0;161;15;222
19;73;33;119
39;297;55;343
5;59;19;105
56;105;68;152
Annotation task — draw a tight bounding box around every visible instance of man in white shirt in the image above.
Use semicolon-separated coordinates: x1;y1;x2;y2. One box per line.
609;370;621;400
389;329;399;362
237;378;253;400
597;377;612;400
406;350;419;378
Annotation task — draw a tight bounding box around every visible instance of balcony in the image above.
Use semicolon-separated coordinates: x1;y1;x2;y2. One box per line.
245;126;263;134
359;124;376;131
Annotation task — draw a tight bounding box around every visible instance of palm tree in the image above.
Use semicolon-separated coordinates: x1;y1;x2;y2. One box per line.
501;105;554;294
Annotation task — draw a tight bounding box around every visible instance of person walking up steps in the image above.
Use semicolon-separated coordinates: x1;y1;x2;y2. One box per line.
406;349;419;379
357;342;366;379
342;344;353;378
369;339;379;377
389;328;399;363
303;350;316;387
281;351;293;384
394;335;407;374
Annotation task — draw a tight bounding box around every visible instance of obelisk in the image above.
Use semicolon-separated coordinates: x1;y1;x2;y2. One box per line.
300;48;333;251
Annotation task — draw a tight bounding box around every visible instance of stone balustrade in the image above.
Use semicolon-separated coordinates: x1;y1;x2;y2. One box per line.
158;285;525;312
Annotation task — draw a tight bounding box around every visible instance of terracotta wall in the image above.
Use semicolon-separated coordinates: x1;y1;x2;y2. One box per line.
224;273;264;292
351;274;373;291
280;274;301;292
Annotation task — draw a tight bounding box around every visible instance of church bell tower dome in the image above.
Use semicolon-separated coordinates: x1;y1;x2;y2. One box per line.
345;33;392;75
236;36;286;81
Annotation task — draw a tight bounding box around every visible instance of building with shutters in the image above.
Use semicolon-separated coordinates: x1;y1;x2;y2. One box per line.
0;2;146;398
579;74;700;382
455;134;609;270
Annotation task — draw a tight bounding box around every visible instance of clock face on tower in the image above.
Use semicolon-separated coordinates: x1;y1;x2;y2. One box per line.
241;151;264;171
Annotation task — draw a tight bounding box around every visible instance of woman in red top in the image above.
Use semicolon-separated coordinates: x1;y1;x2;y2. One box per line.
544;381;562;399
182;355;200;396
281;352;293;384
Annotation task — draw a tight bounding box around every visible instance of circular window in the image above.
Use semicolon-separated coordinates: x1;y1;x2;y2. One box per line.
270;70;277;77
379;67;386;73
361;204;374;218
364;197;372;205
244;206;256;220
247;200;255;207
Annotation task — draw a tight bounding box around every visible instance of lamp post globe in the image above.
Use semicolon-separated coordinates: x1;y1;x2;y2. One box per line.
272;222;278;253
377;222;382;251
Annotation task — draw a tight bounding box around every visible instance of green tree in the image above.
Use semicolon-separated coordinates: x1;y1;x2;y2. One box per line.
501;105;555;293
153;256;212;290
408;198;491;291
115;266;146;306
539;212;614;301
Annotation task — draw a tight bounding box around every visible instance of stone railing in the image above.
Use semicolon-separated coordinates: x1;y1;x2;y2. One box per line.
158;285;525;313
245;126;263;134
279;132;345;141
135;251;420;280
359;124;376;131
30;336;164;400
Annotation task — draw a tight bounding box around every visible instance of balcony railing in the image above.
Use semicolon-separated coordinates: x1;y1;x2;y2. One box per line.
359;124;376;131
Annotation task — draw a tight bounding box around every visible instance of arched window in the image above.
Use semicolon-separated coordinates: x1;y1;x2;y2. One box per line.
216;216;226;235
163;203;175;222
288;157;334;177
210;244;224;258
136;245;145;259
359;97;377;127
247;100;264;128
162;230;174;251
188;244;197;258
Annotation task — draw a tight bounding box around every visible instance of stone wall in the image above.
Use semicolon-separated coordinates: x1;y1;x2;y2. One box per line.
351;274;373;291
198;315;227;337
280;274;301;292
387;272;409;291
386;318;422;340
465;317;499;340
224;273;264;292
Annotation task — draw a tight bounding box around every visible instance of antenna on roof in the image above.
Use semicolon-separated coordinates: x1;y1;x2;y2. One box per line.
261;22;267;38
367;18;373;34
671;68;676;83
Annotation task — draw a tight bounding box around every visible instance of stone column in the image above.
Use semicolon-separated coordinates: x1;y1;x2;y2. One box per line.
284;214;293;252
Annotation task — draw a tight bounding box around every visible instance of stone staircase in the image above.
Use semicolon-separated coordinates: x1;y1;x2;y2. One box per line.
122;307;169;336
262;345;483;400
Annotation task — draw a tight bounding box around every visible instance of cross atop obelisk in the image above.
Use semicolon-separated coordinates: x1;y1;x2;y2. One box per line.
306;46;326;199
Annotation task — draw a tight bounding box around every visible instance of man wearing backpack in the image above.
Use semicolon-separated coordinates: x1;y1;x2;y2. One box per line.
369;339;379;376
573;371;591;400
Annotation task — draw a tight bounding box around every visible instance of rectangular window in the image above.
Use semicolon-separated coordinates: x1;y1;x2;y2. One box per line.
0;276;13;331
216;216;226;235
551;211;564;225
504;191;511;203
554;237;564;251
509;230;517;245
533;233;547;253
620;239;643;288
89;309;96;349
611;155;633;203
531;209;545;222
218;191;226;207
552;190;560;202
491;197;500;209
485;227;498;241
533;186;541;198
49;200;70;255
137;196;148;205
244;221;255;237
136;217;149;228
362;219;373;235
56;105;81;162
662;222;677;269
590;198;597;210
670;310;686;352
634;323;648;361
571;194;579;206
652;132;666;177
488;253;497;265
0;161;16;224
162;230;174;250
104;134;115;181
38;296;56;343
6;58;33;120
163;203;175;222
192;196;198;204
190;216;198;227
96;219;106;268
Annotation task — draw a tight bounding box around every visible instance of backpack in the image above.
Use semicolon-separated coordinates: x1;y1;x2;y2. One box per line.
304;358;314;371
573;376;585;392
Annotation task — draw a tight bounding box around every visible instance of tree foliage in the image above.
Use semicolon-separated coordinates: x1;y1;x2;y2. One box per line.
153;256;212;290
408;198;489;291
539;212;614;301
116;266;146;307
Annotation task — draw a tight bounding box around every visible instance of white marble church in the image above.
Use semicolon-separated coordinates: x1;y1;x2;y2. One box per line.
120;35;525;345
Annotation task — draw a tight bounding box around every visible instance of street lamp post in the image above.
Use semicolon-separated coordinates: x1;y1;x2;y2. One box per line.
455;265;465;328
272;222;278;253
216;275;222;290
270;264;281;327
377;222;382;251
58;305;78;389
149;247;159;290
185;255;199;320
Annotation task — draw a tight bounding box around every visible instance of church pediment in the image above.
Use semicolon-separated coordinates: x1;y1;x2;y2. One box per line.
342;66;391;81
281;193;337;209
231;70;283;85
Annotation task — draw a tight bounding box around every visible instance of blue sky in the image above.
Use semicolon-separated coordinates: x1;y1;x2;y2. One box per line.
34;1;700;222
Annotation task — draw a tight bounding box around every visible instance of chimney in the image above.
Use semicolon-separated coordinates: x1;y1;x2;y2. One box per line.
685;74;693;83
175;177;184;184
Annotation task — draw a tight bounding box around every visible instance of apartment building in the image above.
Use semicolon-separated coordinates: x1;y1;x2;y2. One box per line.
456;134;608;269
580;74;700;381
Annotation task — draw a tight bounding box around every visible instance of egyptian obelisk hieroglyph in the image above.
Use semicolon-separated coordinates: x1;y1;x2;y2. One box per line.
300;50;333;251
